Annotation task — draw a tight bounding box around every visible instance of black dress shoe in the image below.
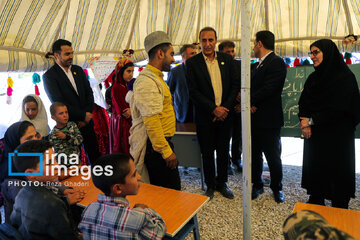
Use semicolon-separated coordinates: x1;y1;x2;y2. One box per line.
273;190;285;203
204;188;215;199
307;195;325;206
234;163;242;173
227;166;235;175
216;184;234;199
251;187;264;200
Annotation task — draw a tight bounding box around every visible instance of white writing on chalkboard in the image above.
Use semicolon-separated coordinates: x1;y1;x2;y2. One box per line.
295;68;305;79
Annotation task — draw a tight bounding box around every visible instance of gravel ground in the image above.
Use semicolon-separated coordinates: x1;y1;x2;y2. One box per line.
179;165;360;240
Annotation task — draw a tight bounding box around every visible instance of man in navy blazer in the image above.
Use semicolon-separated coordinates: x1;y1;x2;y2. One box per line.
167;44;197;123
43;39;100;164
250;31;287;203
186;27;239;199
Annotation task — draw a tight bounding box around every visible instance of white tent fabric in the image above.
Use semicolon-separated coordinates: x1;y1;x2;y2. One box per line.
0;0;359;72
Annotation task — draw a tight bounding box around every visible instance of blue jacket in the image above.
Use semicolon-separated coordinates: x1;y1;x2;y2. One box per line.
167;64;189;123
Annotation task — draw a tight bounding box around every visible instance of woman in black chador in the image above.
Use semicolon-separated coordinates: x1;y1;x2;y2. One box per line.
298;39;360;209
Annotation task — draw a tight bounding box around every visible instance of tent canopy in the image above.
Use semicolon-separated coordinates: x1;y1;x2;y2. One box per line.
0;0;359;72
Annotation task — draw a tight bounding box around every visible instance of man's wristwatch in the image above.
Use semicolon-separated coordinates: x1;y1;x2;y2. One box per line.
308;118;314;126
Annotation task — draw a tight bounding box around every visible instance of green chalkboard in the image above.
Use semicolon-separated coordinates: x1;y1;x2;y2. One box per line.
281;64;360;138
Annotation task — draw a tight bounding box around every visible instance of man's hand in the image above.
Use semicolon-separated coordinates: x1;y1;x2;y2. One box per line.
212;106;229;122
250;106;258;113
77;121;86;129
236;92;241;103
300;117;312;139
133;203;149;209
165;152;178;169
84;112;93;124
301;126;312;139
234;104;241;113
299;117;310;129
122;108;131;119
64;189;86;205
55;131;66;140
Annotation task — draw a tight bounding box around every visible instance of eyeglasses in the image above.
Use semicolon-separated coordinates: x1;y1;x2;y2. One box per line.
308;49;321;57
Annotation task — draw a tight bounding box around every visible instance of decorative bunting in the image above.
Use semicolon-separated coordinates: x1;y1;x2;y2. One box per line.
344;52;352;65
104;79;110;88
294;58;301;66
6;76;13;104
32;73;41;95
83;69;90;82
302;59;311;65
35;85;40;95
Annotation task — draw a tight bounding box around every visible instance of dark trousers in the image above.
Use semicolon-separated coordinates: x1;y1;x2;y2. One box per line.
144;138;181;190
251;127;283;191
196;119;232;189
80;120;100;165
231;112;242;164
184;100;194;123
308;194;350;209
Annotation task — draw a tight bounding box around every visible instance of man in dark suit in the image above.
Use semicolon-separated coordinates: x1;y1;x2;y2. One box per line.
167;44;197;123
186;27;239;199
43;39;100;164
218;41;242;174
250;31;287;203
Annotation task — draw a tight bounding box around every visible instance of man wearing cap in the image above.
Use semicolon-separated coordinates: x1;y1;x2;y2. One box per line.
186;27;239;199
128;31;180;190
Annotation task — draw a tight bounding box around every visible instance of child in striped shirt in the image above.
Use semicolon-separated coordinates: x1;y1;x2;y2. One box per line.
79;154;166;239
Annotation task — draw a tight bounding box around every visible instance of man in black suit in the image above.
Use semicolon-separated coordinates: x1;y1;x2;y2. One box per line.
218;41;242;175
43;39;100;164
186;27;239;199
250;31;287;203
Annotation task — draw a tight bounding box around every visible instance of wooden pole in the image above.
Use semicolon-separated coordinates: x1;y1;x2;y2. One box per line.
241;0;252;239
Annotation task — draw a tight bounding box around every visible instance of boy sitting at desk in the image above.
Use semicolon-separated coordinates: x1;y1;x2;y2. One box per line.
78;153;166;239
11;140;80;240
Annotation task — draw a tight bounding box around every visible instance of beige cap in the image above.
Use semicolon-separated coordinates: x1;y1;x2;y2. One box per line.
144;31;171;53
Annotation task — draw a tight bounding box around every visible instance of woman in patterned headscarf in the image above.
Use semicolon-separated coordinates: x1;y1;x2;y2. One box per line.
298;39;360;209
109;58;134;155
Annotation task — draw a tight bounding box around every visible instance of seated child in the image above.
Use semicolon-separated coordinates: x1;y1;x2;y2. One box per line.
78;154;166;239
49;102;83;168
10;140;80;240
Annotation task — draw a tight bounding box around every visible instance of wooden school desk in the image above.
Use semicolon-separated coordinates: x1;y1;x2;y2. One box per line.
293;202;360;239
62;176;209;239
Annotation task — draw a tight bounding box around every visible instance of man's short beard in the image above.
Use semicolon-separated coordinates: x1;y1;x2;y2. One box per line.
161;61;171;72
